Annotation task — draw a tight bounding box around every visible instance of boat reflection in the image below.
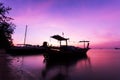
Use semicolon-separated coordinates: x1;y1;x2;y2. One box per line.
42;54;91;80
1;51;91;80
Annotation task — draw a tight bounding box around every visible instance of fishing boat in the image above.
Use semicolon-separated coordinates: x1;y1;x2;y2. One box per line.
44;35;90;60
6;44;45;55
6;26;45;55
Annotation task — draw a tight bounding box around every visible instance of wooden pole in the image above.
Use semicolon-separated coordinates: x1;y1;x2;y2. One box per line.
60;41;61;47
66;40;68;46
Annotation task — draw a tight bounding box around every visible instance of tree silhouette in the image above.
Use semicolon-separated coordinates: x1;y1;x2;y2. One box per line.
0;2;15;48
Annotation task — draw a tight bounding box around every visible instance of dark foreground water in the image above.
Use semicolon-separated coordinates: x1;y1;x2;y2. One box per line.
0;49;120;80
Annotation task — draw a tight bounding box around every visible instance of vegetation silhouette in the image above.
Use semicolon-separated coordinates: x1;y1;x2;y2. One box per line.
0;2;15;49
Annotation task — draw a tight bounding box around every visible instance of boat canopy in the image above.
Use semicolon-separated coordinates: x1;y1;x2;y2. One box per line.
51;35;69;41
79;40;90;48
79;41;90;42
51;35;69;46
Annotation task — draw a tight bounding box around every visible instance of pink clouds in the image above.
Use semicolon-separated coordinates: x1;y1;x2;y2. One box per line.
1;0;120;48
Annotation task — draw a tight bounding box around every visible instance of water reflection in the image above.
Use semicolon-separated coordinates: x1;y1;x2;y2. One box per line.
0;51;17;80
87;49;120;80
2;52;91;80
8;55;45;80
42;54;90;80
2;49;120;80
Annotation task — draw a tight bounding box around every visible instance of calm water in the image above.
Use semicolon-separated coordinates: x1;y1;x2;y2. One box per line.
0;49;120;80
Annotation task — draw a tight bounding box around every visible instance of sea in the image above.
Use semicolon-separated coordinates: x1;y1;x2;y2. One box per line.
0;49;120;80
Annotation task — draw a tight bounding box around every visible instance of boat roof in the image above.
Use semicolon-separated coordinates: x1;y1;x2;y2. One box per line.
51;35;69;41
79;40;90;42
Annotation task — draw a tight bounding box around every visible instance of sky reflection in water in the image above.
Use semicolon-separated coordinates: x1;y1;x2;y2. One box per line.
4;49;120;80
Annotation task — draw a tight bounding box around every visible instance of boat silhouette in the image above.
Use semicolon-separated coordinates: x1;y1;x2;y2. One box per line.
6;28;90;56
43;35;90;60
6;26;45;55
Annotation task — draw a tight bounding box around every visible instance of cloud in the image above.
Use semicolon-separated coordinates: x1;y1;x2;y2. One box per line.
1;0;120;47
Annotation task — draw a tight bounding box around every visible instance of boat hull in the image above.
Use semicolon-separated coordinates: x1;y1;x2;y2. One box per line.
44;48;89;60
6;47;45;55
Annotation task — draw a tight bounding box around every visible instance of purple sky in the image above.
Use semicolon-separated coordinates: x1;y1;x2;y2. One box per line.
1;0;120;48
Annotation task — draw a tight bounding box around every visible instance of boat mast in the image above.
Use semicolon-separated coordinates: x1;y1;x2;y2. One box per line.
24;25;28;45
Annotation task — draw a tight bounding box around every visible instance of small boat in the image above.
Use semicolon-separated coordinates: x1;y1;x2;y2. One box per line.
115;48;120;50
6;44;46;55
6;26;45;55
44;35;90;60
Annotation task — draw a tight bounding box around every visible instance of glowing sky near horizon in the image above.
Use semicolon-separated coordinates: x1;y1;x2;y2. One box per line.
1;0;120;48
